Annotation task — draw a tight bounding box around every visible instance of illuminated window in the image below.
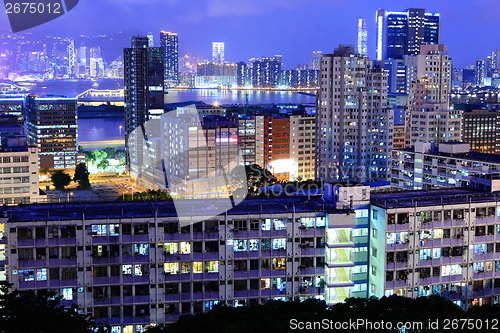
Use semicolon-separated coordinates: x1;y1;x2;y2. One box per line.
122;265;132;275
62;288;73;301
205;261;219;273
193;262;203;273
164;242;178;254
134;244;149;256
91;225;107;237
272;258;286;269
164;263;179;274
180;262;190;274
134;265;143;276
249;239;259;251
180;242;190;254
261;278;271;289
109;224;119;236
272;238;286;250
36;268;47;281
18;269;34;282
234;240;247;252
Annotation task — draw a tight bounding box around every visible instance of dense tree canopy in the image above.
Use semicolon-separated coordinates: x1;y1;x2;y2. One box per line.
146;296;500;333
0;285;109;333
51;170;72;190
73;163;91;189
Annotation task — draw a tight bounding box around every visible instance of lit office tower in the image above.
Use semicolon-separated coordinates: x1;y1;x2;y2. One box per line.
67;39;75;76
212;42;225;63
315;45;393;183
310;51;322;70
147;32;154;47
123;36;164;149
160;31;179;87
376;8;440;60
475;59;485;86
357;19;368;56
26;95;85;171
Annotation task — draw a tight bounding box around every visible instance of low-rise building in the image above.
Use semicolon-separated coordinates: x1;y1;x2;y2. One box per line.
370;189;500;308
391;142;500;190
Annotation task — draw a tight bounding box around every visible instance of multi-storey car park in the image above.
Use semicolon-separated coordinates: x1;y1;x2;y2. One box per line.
0;197;369;332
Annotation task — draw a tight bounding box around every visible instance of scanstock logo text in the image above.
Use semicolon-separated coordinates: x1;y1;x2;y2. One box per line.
4;0;79;33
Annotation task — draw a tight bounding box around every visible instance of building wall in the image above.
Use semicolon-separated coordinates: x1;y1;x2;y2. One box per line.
0;147;39;205
378;201;500;308
0;204;356;331
316;45;392;183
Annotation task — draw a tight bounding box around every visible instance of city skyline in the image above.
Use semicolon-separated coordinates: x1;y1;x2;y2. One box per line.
0;1;499;68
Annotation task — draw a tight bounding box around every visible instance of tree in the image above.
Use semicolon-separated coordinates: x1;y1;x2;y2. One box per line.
97;159;110;171
0;284;110;333
245;164;278;195
51;170;72;190
92;150;107;163
73;163;91;190
39;168;50;175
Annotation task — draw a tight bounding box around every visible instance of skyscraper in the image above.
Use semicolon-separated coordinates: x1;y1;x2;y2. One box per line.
212;42;225;63
160;31;179;87
26;95;85;170
357;19;368;56
315;45;393;183
310;51;322;70
405;44;460;147
475;59;485;86
147;32;154;47
376;8;440;60
123;36;164;155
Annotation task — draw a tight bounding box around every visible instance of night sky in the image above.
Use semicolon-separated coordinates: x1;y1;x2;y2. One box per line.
0;0;499;68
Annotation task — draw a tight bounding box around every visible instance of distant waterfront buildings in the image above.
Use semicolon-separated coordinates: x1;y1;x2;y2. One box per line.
376;8;440;61
250;56;282;88
160;31;179;87
357;19;368;56
315;45;393;183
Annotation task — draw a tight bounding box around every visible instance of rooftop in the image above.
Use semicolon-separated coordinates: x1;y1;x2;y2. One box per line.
396;147;500;164
5;197;345;222
371;188;500;209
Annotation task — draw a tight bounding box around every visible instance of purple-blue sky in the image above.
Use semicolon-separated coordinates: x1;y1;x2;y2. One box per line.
1;0;499;68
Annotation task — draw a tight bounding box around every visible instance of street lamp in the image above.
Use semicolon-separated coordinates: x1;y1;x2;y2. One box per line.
67;192;73;203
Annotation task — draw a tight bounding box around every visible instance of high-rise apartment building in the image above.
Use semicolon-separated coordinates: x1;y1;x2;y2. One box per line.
123;36;164;143
212;42;225;63
310;51;322;70
160;31;179;87
26;95;84;171
476;59;486;86
376;8;440;61
357;19;368;56
315;45;393;183
405;45;458;147
250;57;282;88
